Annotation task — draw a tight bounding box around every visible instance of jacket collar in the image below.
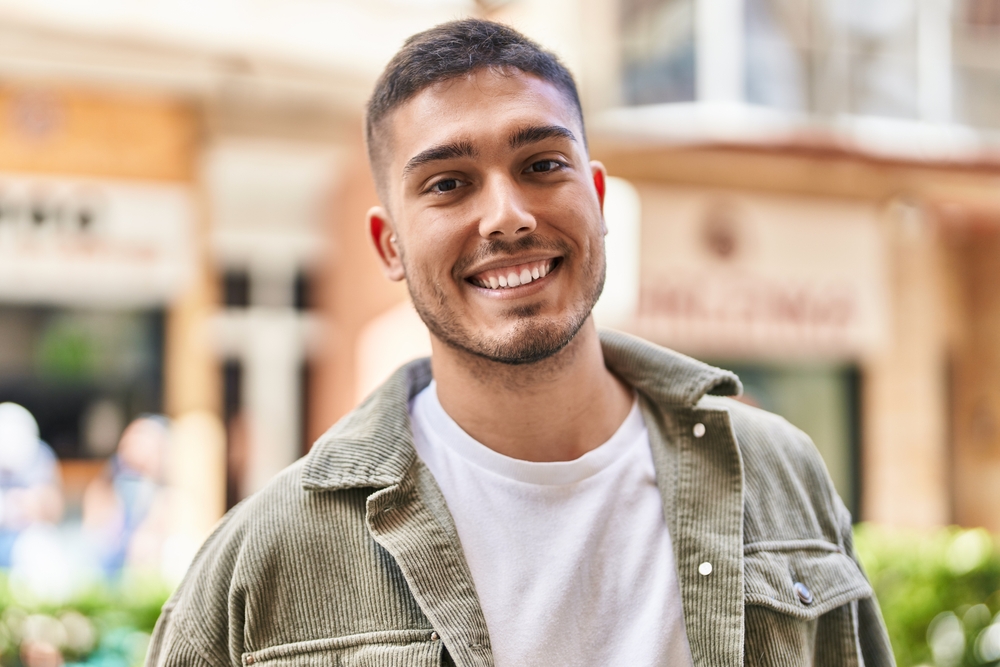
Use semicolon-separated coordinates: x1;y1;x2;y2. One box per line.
302;329;741;491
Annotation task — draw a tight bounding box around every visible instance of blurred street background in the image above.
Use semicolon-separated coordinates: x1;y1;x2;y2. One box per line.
0;0;999;664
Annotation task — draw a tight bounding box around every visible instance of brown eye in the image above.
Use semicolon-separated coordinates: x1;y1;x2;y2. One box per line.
527;160;562;173
431;179;460;192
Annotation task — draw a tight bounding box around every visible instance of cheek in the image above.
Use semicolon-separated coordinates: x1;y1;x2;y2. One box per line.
546;195;604;245
542;180;599;218
401;223;468;281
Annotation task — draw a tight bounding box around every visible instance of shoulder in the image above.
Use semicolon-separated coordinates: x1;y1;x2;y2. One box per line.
184;457;319;566
699;395;825;476
158;458;374;664
698;395;848;545
154;461;305;662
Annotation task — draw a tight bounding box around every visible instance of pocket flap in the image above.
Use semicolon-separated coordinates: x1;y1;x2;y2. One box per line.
243;629;441;666
744;540;873;621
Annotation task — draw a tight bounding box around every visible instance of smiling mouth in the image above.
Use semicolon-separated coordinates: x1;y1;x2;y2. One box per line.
468;258;560;290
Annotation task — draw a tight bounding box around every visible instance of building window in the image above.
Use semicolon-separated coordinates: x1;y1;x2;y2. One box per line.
621;0;927;119
954;0;1000;128
222;269;251;308
745;0;919;118
620;0;1000;131
0;306;163;460
621;0;697;105
293;270;312;312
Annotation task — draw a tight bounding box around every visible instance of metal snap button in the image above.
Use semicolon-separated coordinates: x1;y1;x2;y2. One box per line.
693;423;706;438
793;582;813;605
698;561;713;576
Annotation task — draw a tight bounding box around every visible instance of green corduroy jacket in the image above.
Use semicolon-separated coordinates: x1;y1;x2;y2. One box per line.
147;330;895;667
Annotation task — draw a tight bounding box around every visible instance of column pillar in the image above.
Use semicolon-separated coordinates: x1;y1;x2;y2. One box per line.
243;307;304;495
862;201;950;527
950;226;1000;530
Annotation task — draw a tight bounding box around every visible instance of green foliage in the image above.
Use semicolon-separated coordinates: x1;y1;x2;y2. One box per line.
855;523;1000;667
35;324;96;380
0;570;171;667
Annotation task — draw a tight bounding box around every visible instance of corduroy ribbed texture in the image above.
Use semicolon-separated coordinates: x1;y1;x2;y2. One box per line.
146;329;894;667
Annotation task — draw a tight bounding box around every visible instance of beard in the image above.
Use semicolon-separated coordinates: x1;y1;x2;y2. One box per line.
405;235;606;365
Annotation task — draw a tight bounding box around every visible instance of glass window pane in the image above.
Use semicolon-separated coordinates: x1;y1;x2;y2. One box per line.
621;0;697;105
745;0;919;118
832;0;919;118
745;0;811;110
953;0;1000;129
0;306;163;459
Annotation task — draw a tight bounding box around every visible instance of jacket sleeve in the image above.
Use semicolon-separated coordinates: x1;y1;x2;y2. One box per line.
144;508;247;667
838;499;896;666
146;603;224;667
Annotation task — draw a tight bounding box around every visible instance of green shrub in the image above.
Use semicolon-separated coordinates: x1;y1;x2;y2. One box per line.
855;523;1000;667
0;570;171;667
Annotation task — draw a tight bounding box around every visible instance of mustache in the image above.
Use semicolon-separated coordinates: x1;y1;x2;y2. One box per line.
454;235;571;277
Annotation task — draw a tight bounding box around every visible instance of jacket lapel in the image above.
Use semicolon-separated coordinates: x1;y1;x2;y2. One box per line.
653;401;745;666
303;359;493;667
365;463;494;667
605;331;745;667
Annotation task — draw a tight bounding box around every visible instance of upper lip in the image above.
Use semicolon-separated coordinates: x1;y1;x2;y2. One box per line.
461;254;561;280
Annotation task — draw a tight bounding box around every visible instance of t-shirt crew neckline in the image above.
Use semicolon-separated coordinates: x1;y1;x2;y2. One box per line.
413;380;643;486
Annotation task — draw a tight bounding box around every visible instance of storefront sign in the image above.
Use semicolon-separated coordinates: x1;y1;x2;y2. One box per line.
0;173;195;307
632;185;888;359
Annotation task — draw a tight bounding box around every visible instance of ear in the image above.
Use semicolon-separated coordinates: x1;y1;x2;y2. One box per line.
590;160;608;233
367;206;405;282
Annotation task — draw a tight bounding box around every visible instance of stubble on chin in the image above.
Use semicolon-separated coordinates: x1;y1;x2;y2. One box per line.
412;283;581;366
407;248;605;368
480;315;584;366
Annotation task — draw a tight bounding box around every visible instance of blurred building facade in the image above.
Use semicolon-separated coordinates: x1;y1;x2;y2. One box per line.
0;0;998;538
592;0;1000;532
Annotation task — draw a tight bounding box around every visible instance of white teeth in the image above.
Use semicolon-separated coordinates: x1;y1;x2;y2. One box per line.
472;259;555;290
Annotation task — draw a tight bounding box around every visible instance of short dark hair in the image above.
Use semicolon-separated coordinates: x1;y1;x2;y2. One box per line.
365;18;585;199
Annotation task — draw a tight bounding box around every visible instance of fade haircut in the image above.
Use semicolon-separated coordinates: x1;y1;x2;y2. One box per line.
365;18;585;202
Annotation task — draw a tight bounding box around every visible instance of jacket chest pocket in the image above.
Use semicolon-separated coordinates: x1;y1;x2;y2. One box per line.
743;542;873;666
242;630;444;667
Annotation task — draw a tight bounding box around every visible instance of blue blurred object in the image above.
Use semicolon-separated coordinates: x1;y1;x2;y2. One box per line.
0;402;61;568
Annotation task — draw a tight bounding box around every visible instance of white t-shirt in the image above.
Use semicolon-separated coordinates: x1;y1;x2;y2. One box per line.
410;382;693;667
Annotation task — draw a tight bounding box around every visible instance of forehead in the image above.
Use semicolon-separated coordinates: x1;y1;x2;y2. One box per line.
385;70;582;167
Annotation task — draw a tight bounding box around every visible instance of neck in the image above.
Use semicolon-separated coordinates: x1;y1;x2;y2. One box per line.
430;320;634;462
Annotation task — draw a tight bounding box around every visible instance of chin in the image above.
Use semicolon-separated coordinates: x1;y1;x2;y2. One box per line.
410;255;605;367
456;313;589;366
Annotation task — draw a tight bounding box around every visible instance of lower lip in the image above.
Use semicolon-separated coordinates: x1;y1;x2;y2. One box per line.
467;263;559;299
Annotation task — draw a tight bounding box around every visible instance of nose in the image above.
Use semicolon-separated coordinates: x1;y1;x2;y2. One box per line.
477;174;537;239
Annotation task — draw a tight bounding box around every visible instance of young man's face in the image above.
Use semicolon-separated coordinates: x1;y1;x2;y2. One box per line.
369;69;607;365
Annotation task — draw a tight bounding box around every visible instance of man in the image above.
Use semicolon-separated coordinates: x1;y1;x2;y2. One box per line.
148;19;895;667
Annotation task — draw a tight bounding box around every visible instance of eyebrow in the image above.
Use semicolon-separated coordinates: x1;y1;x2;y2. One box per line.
401;125;578;178
509;125;577;150
402;140;478;176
